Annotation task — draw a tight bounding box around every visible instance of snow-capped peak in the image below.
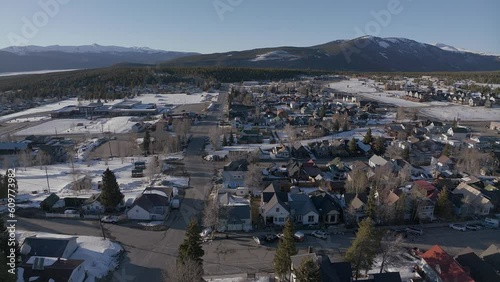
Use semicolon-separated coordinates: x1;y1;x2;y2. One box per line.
1;44;172;55
433;42;500;57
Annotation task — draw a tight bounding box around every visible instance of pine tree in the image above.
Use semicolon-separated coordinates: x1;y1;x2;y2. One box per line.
318;107;326;118
228;131;235;145
363;128;373;144
143;130;151;155
345;217;381;279
222;134;228;146
373;137;385;155
333;119;340;132
366;188;377;220
435;187;453;219
178;219;205;267
100;168;123;211
274;218;297;280
348;138;358;154
342;121;349;131
294;256;321;282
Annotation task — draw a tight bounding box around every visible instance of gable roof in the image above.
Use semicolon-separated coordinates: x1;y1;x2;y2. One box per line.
452;182;493;209
262;194;289;214
318;256;352;282
226;205;251;223
289;194;318;216
372;272;402;282
131;193;169;213
21;258;85;282
451;127;468;133
481;244;500;272
455;250;500;282
420;245;474;282
369;155;388;167
23;237;76;258
344;193;368;209
310;192;342;215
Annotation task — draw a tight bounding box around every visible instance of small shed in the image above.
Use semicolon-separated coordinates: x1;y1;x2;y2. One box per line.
40;193;60;211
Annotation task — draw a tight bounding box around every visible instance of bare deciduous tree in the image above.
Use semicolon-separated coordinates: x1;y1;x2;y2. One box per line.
385;144;403;160
379;233;405;273
209;127;221;150
164;257;204;282
346;166;369;193
173;119;191;143
284;123;296;143
245;163;264;193
455;148;494;175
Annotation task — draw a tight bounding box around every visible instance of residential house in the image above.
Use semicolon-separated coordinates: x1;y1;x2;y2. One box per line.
272;145;291;159
21;237;78;259
310;191;342;224
343;193;368;223
40;193;60;211
452;182;494;216
223;159;249;171
419;245;474;282
435;155;454;172
126;193;170;220
82;193;104;214
143;186;174;203
318;257;353;282
19;257;86;282
291;144;311;159
261;194;289;226
218;205;252;232
411;180;437;221
289;193;319;225
454;247;500;282
481;244;500;272
368;154;388;168
290;253;319;282
447;127;468;140
222;171;245;188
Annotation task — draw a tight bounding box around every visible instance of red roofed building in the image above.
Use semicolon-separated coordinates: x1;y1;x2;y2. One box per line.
420;245;474;282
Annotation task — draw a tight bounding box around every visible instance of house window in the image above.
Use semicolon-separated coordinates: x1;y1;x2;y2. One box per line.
276;208;279;212
308;215;314;222
278;217;284;222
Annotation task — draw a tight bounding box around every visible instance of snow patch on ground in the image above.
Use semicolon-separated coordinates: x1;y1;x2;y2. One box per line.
378;41;390;48
251;50;299;62
138;221;164;227
6;116;51;123
0;98;78;122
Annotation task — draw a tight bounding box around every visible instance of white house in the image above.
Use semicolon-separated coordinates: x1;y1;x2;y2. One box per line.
447;127;468;140
218;205;252;232
368;154;388;168
261;194;290;226
127;193;170;220
82;193;105;214
21;237;78;259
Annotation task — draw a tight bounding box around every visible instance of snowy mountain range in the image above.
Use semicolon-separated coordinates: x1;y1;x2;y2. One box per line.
165;36;500;72
0;44;197;73
2;37;499;73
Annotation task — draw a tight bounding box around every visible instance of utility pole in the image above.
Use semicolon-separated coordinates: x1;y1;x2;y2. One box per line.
45;166;51;193
99;214;106;240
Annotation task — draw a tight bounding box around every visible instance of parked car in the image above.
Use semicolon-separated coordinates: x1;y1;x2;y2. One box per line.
405;227;424;236
465;224;482;231
200;227;212;238
265;234;278;242
101;215;120;224
449;223;466;231
311;231;328;240
253;236;264;245
64;208;79;215
277;232;305;242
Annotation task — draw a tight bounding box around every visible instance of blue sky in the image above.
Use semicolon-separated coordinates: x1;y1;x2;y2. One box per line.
1;0;499;54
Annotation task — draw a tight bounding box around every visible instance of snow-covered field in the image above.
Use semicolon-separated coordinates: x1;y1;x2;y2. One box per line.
0;98;78;123
6;116;51;123
0;69;80;77
13;116;138;136
17;231;122;281
329;79;500;121
14;157;170;207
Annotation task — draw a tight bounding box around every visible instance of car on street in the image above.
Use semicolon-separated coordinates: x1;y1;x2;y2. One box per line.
449;223;466;231
465;224;482;231
276;231;305;242
265;234;278;242
405;227;424;236
200;227;212;238
101;215;120;224
253;236;264;245
311;231;328;240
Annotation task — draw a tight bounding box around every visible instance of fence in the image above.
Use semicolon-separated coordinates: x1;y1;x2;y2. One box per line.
46;213;100;220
